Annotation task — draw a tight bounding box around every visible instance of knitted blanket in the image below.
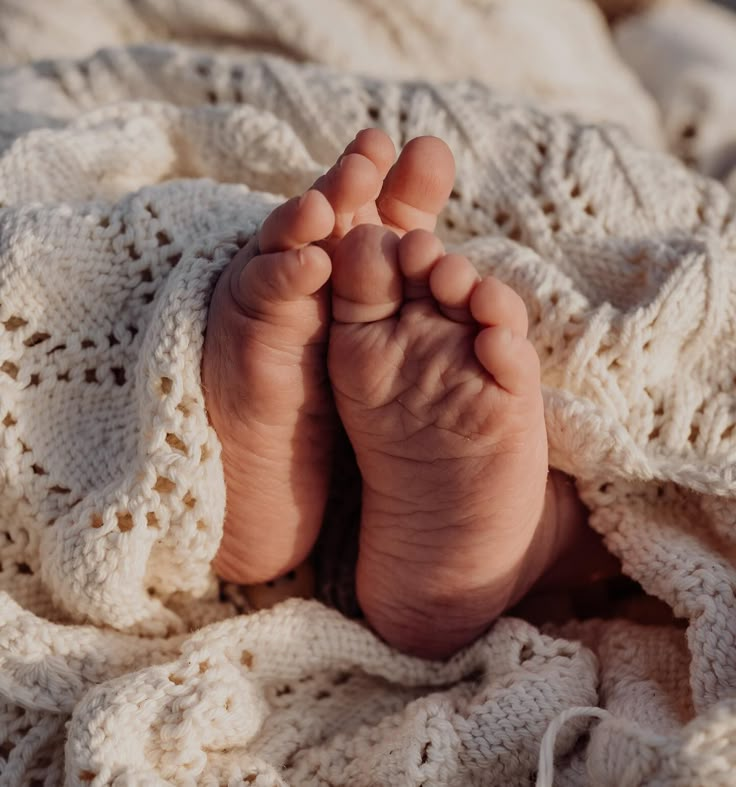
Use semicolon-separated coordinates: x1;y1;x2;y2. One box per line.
1;0;736;784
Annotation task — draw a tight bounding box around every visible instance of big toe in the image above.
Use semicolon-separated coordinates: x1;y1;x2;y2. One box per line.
331;224;403;323
377;136;455;234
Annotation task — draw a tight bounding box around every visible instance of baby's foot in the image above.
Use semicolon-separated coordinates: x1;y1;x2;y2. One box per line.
204;130;453;584
329;226;550;659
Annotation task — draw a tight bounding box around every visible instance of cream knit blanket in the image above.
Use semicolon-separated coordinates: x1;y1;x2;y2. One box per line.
1;0;736;784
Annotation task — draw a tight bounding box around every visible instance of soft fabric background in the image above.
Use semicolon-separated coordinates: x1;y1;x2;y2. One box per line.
0;1;736;785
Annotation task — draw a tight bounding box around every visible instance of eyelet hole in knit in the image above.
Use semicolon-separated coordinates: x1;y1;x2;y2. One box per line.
24;332;50;347
1;361;19;379
420;741;431;764
117;512;134;532
165;433;187;453
519;642;535;663
3;315;27;330
681;123;698;141
154;476;175;494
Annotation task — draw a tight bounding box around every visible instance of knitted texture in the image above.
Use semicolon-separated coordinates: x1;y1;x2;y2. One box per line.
0;0;735;785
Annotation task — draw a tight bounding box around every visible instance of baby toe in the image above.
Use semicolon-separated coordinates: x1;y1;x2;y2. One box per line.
342;128;396;180
469;276;529;337
428;253;481;323
311;152;384;237
397;228;445;299
474;327;540;396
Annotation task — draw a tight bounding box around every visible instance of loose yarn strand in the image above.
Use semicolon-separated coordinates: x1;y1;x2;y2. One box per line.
536;706;612;787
